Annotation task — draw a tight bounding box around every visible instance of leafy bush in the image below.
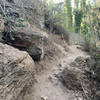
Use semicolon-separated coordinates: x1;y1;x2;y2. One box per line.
80;2;100;52
15;22;25;27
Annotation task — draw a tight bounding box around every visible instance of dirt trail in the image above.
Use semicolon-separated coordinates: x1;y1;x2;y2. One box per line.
24;44;89;100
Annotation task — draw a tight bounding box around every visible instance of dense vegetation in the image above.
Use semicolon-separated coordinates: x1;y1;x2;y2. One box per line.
44;0;100;91
44;1;100;50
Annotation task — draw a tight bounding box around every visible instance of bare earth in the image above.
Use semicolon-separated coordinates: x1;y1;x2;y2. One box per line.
22;43;89;100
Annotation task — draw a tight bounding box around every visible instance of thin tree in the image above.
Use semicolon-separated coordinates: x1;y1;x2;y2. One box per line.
65;0;72;28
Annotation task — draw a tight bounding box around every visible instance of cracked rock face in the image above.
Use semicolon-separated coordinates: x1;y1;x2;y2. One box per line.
0;43;35;100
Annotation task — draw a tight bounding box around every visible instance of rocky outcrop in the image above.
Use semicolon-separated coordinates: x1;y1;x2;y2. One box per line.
3;19;63;61
0;43;35;100
3;21;49;61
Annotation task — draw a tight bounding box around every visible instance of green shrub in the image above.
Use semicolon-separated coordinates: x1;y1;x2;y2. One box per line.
15;22;25;27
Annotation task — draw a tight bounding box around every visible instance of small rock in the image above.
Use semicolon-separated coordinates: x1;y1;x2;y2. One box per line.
41;96;48;100
58;63;62;67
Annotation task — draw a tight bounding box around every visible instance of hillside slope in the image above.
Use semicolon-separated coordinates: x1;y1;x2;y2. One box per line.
22;43;90;100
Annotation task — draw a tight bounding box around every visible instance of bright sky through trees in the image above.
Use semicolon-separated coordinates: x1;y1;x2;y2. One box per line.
53;0;96;4
53;0;74;8
53;0;64;3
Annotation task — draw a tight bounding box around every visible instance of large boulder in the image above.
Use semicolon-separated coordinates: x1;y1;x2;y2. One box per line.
0;43;35;100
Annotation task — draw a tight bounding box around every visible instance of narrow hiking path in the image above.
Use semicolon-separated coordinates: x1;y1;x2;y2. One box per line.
24;44;89;100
